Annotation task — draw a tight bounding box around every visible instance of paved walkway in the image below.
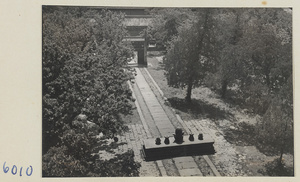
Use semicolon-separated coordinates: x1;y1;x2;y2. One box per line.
135;68;203;176
114;67;221;176
134;68;175;137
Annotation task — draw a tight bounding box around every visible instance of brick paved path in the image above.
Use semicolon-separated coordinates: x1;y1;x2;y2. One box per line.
115;67;220;176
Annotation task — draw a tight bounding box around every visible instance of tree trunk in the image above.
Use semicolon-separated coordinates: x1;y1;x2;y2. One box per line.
266;73;270;88
279;146;284;165
221;80;228;99
279;117;289;165
232;12;241;45
185;78;193;103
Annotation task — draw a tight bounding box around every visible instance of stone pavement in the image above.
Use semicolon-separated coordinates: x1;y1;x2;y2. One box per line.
134;68;175;137
129;68;205;176
115;123;160;176
114;67;222;176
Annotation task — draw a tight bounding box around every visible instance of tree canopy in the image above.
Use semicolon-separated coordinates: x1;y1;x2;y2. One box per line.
146;8;196;50
42;6;140;177
163;9;216;102
148;8;293;162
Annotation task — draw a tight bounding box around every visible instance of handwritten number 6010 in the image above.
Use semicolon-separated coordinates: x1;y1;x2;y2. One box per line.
3;162;33;176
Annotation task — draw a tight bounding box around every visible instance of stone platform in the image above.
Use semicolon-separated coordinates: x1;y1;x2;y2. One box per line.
142;135;215;161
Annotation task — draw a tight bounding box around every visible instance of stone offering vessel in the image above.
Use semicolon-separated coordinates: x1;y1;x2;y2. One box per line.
189;134;194;141
164;136;170;144
173;128;184;144
155;138;161;145
198;133;203;140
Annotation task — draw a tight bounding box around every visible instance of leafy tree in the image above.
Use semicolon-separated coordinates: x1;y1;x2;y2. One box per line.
90;150;141;177
43;119;140;177
208;8;292;108
43;6;134;150
242;8;292;92
42;6;140;177
164;9;216;102
216;45;247;99
235;8;292;113
257;75;293;164
43;118;98;177
42;146;88;177
146;8;195;50
211;9;293;159
217;9;293;160
210;9;249;99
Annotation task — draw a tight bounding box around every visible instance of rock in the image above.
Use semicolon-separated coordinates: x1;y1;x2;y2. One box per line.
97;132;104;138
87;120;100;130
230;126;236;130
76;114;87;122
163;97;168;101
113;136;119;142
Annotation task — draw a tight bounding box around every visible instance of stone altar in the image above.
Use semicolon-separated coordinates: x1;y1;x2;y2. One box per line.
141;134;215;161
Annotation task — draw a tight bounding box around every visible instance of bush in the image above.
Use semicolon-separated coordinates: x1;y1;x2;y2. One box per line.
43;146;141;177
42;146;88;177
91;150;141;177
258;158;293;176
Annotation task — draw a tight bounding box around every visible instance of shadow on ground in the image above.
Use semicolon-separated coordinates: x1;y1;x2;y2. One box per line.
258;158;294;176
167;97;233;121
153;62;164;71
224;122;293;157
224;122;257;145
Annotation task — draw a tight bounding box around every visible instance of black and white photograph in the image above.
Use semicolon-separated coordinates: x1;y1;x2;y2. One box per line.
41;6;293;177
42;5;294;177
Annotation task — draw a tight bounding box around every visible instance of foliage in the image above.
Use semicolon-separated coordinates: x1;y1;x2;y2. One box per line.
257;76;293;159
43;111;140;177
211;9;248;98
227;9;293;159
42;146;88;177
43;6;133;149
258;158;294;176
90;150;141;177
43;146;140;177
146;8;196;50
204;8;292;102
223;77;293;159
164;9;216;102
218;9;293;161
155;8;293;161
242;15;292;92
42;6;140;177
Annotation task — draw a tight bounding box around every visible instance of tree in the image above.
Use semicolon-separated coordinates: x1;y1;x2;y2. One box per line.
43;117;140;177
242;8;292;92
211;9;249;99
164;9;216;102
208;8;292;106
42;6;140;177
91;150;141;177
43;7;135;151
146;8;195;50
235;8;292;114
42;146;88;177
216;45;247;99
215;9;294;160
257;75;293;164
